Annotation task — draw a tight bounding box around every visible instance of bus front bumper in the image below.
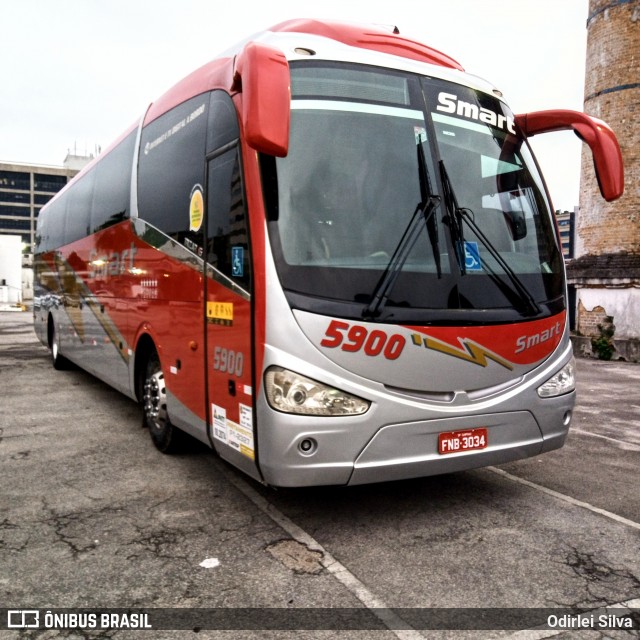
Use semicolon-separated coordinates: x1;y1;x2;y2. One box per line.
258;400;573;488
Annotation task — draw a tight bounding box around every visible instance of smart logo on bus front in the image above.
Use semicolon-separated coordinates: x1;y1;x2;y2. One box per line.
436;92;516;134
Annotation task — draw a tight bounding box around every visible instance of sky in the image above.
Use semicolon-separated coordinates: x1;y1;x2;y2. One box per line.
2;0;589;211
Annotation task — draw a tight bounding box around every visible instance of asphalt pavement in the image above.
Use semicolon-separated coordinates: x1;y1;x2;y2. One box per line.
1;310;639;639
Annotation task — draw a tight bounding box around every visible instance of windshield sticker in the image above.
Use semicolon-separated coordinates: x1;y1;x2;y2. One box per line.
231;246;244;277
414;126;427;144
481;156;522;178
435;91;516;134
189;184;204;232
463;241;483;272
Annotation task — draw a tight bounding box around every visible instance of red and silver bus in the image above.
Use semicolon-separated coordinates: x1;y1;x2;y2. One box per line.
34;19;623;487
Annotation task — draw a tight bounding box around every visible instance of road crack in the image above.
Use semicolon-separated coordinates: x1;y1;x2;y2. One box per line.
554;545;640;608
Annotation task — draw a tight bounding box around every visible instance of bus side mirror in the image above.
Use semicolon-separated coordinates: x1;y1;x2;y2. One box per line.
232;42;290;157
515;110;624;202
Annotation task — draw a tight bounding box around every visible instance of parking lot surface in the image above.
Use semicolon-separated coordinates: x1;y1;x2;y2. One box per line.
1;310;639;638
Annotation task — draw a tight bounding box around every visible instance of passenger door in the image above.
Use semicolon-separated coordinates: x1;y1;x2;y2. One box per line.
204;146;259;481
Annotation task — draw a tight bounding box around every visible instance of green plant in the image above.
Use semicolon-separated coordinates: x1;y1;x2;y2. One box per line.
591;315;615;360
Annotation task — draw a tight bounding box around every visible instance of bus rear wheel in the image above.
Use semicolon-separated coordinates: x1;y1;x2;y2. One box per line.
142;351;184;454
49;317;71;370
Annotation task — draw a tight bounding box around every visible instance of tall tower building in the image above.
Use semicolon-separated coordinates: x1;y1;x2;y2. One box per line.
569;0;640;358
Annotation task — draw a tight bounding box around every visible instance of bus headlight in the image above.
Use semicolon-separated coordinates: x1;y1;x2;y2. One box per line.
264;367;370;416
537;357;576;398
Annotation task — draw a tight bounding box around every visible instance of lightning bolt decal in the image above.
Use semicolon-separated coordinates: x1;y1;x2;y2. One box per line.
412;333;514;370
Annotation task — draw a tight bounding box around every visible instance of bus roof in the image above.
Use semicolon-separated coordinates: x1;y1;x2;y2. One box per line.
142;19;503;129
54;18;502;190
143;58;233;127
269;19;464;71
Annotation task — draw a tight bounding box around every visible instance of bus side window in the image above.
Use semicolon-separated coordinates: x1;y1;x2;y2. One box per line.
91;130;136;234
207;91;239;153
42;192;68;252
138;94;209;248
65;169;94;244
206;148;250;292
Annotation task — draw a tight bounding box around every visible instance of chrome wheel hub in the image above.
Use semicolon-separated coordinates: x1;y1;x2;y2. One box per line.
143;369;167;430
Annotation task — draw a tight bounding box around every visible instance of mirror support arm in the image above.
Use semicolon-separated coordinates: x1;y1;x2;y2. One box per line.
515;110;624;202
232;42;290;157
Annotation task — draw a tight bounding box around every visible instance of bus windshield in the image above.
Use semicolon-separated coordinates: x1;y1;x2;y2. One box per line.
264;62;564;324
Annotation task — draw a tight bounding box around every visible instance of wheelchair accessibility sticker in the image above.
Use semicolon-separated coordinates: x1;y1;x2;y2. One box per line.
231;246;244;277
463;241;482;272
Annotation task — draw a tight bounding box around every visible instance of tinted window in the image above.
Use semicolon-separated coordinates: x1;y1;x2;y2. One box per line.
207;148;250;291
34;213;45;253
0;205;30;217
35;131;136;252
0;191;30;204
34;194;53;205
34;174;67;192
206;91;239;153
138;95;209;244
91;130;136;233
0;219;30;230
265;63;563;324
0;170;30;190
36;193;67;253
48;195;67;250
65;170;94;244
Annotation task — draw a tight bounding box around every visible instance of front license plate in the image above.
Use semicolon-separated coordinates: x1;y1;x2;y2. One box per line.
438;428;488;455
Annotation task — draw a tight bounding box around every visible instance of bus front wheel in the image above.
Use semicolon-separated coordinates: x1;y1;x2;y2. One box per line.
142;350;184;454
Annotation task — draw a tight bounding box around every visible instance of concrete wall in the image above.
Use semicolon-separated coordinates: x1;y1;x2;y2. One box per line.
577;288;640;337
0;234;23;304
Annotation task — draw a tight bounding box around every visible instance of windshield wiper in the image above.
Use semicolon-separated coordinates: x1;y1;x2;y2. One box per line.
362;141;441;320
420;142;442;281
439;161;466;275
439;160;541;317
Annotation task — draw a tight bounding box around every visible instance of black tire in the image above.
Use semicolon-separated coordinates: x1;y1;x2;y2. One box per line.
50;318;71;370
142;350;185;454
